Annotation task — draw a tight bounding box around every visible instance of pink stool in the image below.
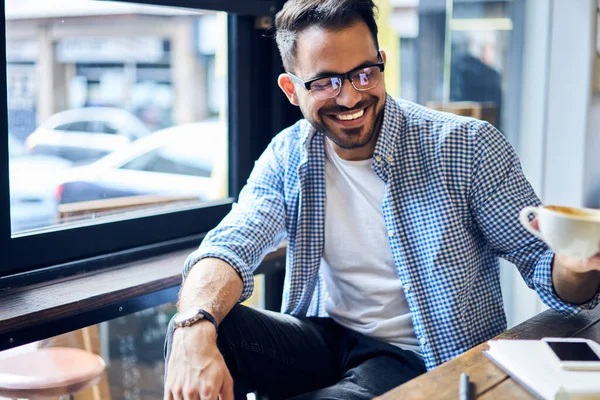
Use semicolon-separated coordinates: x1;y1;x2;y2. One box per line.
0;347;105;400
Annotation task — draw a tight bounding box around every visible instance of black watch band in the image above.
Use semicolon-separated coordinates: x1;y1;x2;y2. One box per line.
174;308;219;335
197;309;218;333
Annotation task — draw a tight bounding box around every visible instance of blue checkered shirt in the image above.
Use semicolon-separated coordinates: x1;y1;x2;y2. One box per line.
184;95;600;370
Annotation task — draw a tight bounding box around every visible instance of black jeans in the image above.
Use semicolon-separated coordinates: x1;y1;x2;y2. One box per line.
165;304;426;400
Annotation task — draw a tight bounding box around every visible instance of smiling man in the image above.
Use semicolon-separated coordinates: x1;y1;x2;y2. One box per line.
278;21;386;161
164;1;600;400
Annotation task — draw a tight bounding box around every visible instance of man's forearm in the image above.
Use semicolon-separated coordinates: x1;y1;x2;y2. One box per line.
178;257;244;324
552;256;600;305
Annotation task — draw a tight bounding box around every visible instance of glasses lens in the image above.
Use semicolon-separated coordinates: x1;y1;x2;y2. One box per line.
309;77;342;100
350;66;381;90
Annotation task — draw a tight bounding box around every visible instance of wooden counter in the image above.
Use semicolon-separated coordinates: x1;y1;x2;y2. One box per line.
0;246;286;351
376;306;600;399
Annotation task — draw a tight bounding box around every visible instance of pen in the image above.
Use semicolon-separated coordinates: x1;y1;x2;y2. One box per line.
459;372;472;400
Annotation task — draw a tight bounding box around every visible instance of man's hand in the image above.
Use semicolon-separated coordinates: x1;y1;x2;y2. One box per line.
554;253;600;274
167;257;243;399
164;321;234;400
552;253;600;305
531;219;600;304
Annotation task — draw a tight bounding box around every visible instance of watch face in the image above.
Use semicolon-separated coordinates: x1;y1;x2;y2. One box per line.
175;308;201;324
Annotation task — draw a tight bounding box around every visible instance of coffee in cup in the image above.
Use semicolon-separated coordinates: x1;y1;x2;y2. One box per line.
519;205;600;259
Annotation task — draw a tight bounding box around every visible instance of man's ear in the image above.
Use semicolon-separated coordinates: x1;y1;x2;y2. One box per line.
380;49;387;64
278;73;300;106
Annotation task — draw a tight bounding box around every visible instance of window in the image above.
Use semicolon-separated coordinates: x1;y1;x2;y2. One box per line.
7;0;229;235
55;121;93;132
122;147;213;178
54;120;120;134
102;122;119;135
1;0;283;278
120;150;159;172
384;0;522;138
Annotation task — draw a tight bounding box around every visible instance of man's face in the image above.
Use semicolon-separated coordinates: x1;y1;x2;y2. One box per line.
278;21;386;161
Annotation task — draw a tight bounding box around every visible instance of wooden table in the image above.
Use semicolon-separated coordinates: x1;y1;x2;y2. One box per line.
376;306;600;399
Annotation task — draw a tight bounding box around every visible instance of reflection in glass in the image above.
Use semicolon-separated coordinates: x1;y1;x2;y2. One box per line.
448;0;513;130
391;0;515;131
450;30;505;129
6;0;228;235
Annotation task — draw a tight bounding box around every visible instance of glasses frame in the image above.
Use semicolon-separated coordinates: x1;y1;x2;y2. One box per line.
287;51;385;99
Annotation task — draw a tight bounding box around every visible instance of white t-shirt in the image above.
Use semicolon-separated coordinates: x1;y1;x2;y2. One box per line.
321;137;420;354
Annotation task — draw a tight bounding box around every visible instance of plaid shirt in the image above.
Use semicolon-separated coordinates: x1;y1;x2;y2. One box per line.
184;95;599;370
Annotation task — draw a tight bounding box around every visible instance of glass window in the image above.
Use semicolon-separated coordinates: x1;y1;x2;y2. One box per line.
8;132;26;157
55;121;93;132
6;0;229;234
101;122;119;135
148;152;212;178
121;147;213;178
120;149;158;172
383;0;519;134
448;1;513;131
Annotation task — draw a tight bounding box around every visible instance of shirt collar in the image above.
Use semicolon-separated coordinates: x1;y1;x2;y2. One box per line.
372;94;404;166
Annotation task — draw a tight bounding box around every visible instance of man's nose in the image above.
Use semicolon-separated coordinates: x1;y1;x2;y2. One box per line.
335;79;361;109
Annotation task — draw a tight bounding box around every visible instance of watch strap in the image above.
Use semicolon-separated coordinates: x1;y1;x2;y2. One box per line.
197;309;218;333
175;308;219;334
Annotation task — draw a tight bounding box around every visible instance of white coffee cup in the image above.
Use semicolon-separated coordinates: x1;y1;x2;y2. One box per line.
519;205;600;259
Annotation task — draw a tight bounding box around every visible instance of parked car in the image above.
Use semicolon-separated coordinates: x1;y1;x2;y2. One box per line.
25;107;151;163
56;121;226;206
9;133;72;233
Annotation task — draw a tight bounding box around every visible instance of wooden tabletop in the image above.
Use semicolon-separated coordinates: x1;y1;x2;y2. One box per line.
376;306;600;399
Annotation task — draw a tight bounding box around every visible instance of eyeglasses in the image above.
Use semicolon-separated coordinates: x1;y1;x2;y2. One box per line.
287;52;385;100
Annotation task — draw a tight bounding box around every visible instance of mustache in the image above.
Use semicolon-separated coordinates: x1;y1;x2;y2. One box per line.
320;100;373;115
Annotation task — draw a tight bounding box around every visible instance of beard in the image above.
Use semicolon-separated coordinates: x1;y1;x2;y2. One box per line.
301;95;385;150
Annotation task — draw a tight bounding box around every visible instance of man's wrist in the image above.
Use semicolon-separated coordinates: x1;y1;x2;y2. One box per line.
174;319;218;342
553;255;600;280
552;255;600;304
174;308;219;332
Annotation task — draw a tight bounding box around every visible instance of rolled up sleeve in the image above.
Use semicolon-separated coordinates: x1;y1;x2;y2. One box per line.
182;135;288;302
532;249;600;312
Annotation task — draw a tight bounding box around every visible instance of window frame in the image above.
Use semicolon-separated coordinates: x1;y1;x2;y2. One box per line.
0;0;287;281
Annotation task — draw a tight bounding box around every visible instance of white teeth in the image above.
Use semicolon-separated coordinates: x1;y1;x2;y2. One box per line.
336;108;365;121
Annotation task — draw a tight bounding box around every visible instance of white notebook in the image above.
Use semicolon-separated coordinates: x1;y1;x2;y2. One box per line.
484;340;600;400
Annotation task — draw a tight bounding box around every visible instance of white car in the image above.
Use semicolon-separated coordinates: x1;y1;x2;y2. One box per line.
9;134;72;233
25;107;151;163
56;121;227;206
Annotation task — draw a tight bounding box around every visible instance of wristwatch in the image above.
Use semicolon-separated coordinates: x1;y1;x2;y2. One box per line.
173;308;218;333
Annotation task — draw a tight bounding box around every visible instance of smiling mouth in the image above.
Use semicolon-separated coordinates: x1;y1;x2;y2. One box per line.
335;108;365;121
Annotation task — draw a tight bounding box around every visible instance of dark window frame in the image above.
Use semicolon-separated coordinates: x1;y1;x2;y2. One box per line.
0;0;290;284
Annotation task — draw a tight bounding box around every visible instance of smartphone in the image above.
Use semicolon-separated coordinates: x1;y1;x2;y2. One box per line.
542;337;600;370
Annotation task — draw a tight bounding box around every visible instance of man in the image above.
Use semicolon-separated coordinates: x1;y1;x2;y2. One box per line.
164;1;600;399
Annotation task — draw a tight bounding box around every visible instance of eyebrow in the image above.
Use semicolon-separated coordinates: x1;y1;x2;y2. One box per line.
306;56;381;81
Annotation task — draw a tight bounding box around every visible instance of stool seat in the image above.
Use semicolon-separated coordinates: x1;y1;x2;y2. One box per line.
0;347;105;399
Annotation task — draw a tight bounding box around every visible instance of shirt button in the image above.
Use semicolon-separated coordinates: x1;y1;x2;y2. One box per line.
388;230;395;237
404;284;411;292
375;155;382;162
387;155;393;163
419;337;427;345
